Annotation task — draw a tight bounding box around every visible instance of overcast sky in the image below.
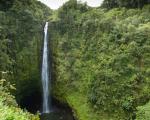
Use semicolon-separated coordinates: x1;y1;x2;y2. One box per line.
38;0;104;9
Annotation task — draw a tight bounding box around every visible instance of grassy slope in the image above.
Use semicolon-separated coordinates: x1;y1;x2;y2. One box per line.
53;77;120;120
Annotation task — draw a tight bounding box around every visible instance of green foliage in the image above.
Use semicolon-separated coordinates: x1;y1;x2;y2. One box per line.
0;1;53;119
136;102;150;120
57;0;89;34
52;2;150;119
0;0;14;11
0;0;52;105
0;0;50;116
0;79;39;120
0;0;150;119
102;0;150;9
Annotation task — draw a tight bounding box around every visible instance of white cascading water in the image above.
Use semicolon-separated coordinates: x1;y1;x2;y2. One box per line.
41;22;50;113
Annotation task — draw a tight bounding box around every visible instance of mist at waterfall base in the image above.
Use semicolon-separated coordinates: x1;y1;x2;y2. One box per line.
40;22;74;120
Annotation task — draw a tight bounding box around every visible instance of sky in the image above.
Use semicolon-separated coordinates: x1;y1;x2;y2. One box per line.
38;0;104;10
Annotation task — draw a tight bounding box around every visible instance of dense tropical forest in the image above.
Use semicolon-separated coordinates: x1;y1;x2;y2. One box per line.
0;0;150;120
0;0;51;119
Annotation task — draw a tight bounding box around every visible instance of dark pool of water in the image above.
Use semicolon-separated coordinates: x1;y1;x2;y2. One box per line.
40;108;74;120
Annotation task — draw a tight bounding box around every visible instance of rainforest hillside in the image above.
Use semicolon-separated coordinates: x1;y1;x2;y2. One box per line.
0;0;52;119
0;0;150;120
50;0;150;120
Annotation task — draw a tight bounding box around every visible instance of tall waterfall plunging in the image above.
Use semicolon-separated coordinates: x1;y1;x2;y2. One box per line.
41;22;50;113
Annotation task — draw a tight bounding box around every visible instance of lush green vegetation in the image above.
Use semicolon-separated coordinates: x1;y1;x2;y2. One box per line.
51;0;150;120
0;79;39;120
0;0;51;119
136;101;150;120
0;0;150;120
102;0;150;9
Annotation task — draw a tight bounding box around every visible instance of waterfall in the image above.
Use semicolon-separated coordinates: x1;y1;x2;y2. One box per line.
41;22;50;113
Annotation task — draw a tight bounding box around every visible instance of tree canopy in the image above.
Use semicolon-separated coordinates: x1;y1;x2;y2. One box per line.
102;0;150;9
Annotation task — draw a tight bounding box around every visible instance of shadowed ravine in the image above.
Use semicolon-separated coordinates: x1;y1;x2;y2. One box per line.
40;108;75;120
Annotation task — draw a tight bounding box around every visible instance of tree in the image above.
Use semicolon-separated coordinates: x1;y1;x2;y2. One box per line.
102;0;150;9
0;0;14;11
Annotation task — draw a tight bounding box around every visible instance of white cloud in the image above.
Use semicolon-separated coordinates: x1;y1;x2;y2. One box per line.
79;0;103;7
37;0;68;9
38;0;104;10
